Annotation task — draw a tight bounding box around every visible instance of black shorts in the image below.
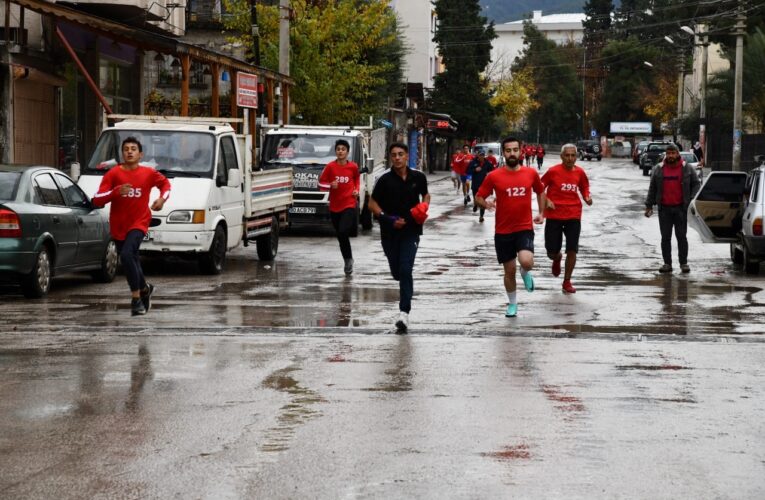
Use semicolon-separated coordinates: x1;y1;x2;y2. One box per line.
545;218;581;254
495;230;535;263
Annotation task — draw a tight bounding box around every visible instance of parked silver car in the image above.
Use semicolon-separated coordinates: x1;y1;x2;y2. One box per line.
688;157;765;274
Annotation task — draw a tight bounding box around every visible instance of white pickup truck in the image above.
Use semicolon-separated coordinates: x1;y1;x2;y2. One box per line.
259;123;388;235
77;115;292;274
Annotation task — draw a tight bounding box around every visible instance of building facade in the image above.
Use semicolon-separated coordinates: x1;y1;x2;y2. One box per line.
390;0;441;89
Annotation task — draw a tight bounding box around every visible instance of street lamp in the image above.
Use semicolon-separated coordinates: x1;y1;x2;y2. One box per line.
643;61;654;68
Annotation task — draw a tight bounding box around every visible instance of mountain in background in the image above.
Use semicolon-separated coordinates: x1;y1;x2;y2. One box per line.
480;0;621;24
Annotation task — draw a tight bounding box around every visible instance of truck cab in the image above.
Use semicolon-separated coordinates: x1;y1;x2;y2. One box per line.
260;126;386;234
688;161;765;274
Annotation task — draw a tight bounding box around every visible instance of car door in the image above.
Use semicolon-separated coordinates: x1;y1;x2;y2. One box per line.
33;172;79;267
688;171;748;243
55;173;105;266
741;170;763;239
217;135;245;249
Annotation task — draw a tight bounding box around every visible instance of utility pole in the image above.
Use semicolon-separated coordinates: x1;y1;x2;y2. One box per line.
676;48;685;145
250;0;260;66
698;24;709;168
279;0;290;77
732;1;746;171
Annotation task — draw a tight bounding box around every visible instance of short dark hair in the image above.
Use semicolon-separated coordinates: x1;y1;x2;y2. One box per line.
335;139;350;151
122;136;143;152
501;136;520;151
389;142;408;154
666;143;679;152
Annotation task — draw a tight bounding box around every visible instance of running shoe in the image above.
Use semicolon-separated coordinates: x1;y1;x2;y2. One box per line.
479;216;484;223
140;283;154;313
505;303;517;317
131;298;146;316
552;258;561;277
659;263;672;273
473;204;478;213
522;272;535;292
680;263;690;273
395;311;409;333
344;258;354;275
562;280;577;294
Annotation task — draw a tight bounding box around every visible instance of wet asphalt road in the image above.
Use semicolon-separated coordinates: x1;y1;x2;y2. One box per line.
2;158;765;498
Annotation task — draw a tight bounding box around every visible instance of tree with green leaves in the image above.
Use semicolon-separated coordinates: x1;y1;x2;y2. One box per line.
512;21;581;143
223;0;405;125
429;0;497;140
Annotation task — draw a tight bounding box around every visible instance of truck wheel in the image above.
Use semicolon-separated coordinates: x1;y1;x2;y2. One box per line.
730;243;744;266
91;240;118;283
256;216;279;261
360;203;373;230
743;245;760;275
20;246;52;298
349;208;359;237
199;225;227;275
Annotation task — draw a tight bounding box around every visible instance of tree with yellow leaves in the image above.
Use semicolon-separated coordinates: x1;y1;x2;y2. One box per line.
224;0;404;125
490;68;538;131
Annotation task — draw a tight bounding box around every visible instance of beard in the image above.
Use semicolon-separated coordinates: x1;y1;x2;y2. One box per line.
505;157;519;167
665;156;679;165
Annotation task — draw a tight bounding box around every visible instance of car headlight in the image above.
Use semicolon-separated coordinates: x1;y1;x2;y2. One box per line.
167;210;205;223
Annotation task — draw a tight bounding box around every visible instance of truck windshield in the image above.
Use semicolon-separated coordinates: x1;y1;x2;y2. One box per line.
86;130;215;178
261;134;354;166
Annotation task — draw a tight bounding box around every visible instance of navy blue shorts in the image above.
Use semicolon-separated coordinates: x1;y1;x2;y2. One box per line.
545;219;581;254
494;230;535;263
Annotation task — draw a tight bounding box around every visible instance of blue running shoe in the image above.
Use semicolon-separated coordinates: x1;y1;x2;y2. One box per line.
505;303;517;317
522;272;535;292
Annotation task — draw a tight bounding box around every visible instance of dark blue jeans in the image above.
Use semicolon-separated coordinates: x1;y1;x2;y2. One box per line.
381;234;420;313
115;229;147;293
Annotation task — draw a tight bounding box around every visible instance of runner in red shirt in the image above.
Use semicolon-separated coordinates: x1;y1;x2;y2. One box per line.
536;145;546;170
524;144;535;167
455;144;473;206
92;137;171;316
319;139;361;275
476;137;546;318
541;144;592;293
486;149;499;169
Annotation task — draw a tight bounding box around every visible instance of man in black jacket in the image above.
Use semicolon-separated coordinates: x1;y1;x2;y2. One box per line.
644;144;701;273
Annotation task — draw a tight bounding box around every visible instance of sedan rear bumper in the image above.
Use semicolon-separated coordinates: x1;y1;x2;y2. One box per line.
0;239;35;275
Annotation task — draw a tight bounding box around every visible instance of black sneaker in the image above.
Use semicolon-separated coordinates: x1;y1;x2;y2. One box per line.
131;298;146;316
140;283;155;312
472;204;478;213
659;263;672;273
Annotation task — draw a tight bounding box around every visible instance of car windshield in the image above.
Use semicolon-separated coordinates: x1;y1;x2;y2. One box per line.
86;130;215;178
0;171;21;201
681;153;697;162
261;134;353;166
648;144;671;152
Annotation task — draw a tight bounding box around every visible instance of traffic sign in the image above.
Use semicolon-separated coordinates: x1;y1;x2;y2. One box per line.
236;72;258;109
590;129;598;138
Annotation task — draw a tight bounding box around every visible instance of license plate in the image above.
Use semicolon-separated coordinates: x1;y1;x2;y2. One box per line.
143;230;154;241
290;207;317;214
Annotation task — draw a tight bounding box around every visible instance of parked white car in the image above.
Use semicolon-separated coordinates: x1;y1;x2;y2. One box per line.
688;158;765;274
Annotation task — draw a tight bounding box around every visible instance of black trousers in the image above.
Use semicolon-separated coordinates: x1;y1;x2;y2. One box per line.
658;205;688;265
330;208;355;259
115;229;147;292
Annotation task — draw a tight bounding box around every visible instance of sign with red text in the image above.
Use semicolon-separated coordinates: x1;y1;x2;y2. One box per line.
236;72;258;109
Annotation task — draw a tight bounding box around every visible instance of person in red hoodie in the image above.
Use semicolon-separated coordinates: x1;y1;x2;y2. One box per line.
92;137;171;316
541;144;592;293
318;139;361;275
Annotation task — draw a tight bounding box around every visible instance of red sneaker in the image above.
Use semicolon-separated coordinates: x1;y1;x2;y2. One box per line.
552;258;561;277
562;280;576;294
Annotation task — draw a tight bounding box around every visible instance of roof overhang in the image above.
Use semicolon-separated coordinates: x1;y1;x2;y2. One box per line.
10;0;292;85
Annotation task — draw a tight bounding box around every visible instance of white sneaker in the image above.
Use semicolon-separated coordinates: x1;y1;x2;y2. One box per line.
395;311;409;333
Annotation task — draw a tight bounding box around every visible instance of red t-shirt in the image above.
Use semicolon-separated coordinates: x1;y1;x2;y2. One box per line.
318;160;361;212
92;165;171;240
486;155;498;168
541;164;591;220
661;162;684;206
452;153;473;175
477;167;545;234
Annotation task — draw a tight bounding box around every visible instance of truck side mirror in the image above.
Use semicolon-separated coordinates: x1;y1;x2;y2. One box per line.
227;168;242;188
361;157;373;174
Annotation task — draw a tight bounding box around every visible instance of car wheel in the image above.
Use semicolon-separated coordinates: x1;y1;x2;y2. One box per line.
20;246;52;298
743;245;760;275
597;156;602;161
91;240;118;283
256;216;279;261
730;243;744;266
199;225;227;274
